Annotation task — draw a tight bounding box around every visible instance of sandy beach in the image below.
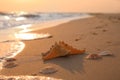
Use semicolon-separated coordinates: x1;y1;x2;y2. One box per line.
0;14;120;80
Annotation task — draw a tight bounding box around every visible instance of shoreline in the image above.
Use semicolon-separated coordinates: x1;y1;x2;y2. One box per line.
0;14;120;80
0;14;92;42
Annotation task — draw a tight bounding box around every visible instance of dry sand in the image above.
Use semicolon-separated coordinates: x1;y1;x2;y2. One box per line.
0;14;120;80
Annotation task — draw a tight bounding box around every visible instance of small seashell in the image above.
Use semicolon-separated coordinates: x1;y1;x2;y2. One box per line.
86;54;102;60
99;51;113;56
39;66;57;74
3;62;18;68
5;58;16;62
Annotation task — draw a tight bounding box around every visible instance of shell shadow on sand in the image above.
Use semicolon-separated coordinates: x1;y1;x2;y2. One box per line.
42;41;86;73
44;54;86;74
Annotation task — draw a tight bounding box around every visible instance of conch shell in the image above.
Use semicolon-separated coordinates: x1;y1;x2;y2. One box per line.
59;41;85;55
42;41;85;60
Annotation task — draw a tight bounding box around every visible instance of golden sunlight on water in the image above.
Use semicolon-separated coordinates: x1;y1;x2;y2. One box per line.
16;24;32;32
15;17;26;21
15;33;52;40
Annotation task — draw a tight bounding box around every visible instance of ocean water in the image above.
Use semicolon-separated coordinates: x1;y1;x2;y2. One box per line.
0;12;91;30
0;12;92;69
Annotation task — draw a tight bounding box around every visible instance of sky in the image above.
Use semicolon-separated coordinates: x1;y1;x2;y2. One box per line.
0;0;120;13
